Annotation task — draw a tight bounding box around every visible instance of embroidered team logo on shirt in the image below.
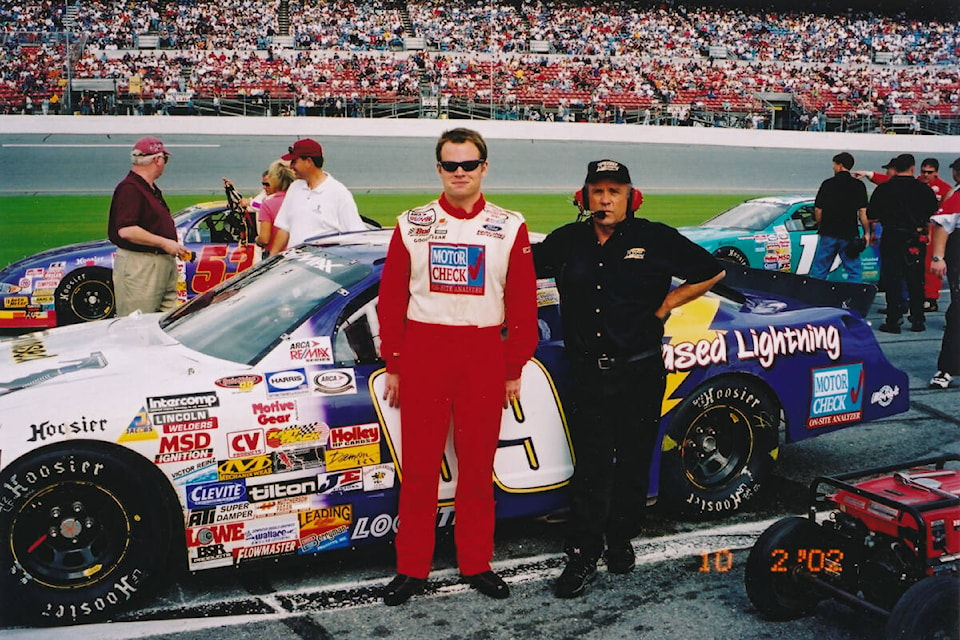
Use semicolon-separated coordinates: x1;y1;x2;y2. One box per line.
429;243;485;295
624;248;646;260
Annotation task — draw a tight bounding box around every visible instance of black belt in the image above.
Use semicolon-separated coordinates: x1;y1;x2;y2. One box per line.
583;346;662;370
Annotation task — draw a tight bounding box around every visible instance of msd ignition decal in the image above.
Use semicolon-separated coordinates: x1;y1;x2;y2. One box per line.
429;242;485;295
299;504;353;553
265;368;310;396
288;337;333;365
313;369;357;395
808;363;864;429
155;431;213;464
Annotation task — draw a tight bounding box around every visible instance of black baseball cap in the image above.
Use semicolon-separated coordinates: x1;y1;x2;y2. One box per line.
892;153;915;172
949;157;960;170
881;156;899;169
585;159;632;184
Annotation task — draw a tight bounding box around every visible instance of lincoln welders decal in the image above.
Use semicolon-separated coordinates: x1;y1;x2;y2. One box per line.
808;363;864;428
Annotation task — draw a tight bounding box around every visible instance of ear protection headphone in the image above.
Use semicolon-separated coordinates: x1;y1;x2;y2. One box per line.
573;186;644;218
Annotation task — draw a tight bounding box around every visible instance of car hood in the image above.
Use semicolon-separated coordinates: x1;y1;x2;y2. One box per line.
1;312;189;399
676;226;749;243
0;239;113;276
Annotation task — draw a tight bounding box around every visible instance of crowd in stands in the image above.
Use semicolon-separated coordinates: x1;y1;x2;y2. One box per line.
1;0;958;128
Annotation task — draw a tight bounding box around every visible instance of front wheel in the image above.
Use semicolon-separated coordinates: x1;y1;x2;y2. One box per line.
658;375;782;518
0;443;178;625
54;267;115;325
745;516;825;620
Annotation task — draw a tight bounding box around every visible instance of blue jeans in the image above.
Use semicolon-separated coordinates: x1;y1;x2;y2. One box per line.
810;236;862;282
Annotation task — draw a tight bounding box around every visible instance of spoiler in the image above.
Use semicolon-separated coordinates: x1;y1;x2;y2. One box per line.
713;264;878;318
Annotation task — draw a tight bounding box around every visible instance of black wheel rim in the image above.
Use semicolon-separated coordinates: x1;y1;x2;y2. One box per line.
71;280;114;321
680;405;754;489
10;481;130;588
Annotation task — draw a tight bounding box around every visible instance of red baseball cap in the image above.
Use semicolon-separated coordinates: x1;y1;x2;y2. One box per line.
132;136;170;156
282;138;323;160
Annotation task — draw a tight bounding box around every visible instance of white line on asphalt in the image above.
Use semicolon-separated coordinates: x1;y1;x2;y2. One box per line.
0;514;811;639
1;144;221;148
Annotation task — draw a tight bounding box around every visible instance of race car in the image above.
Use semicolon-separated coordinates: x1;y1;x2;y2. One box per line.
0;230;909;624
0;198;259;330
677;195;880;282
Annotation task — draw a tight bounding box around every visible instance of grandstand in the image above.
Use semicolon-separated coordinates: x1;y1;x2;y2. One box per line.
1;0;958;134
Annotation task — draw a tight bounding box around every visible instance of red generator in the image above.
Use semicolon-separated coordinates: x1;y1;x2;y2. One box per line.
745;455;960;640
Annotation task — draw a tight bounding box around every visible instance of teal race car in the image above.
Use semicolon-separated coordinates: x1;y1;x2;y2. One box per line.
677;196;879;283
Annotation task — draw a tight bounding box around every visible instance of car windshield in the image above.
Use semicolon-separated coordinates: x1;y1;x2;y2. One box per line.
160;246;371;365
700;201;790;231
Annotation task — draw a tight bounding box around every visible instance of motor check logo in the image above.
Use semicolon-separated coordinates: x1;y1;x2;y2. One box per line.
429;243;485;295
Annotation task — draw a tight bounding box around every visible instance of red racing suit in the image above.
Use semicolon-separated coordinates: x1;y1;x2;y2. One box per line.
377;193;537;578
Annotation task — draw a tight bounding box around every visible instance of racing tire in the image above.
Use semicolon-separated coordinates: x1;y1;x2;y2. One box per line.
744;516;825;620
712;246;750;266
0;442;180;625
658;375;782;518
885;575;960;640
54;267;116;325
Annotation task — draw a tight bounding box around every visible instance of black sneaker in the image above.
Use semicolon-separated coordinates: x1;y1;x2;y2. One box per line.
605;539;636;574
382;574;425;606
910;321;926;332
878;322;902;334
930;371;953;389
465;570;510;599
554;553;597;598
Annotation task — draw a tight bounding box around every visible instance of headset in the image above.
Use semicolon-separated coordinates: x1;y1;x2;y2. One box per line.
572;186;644;222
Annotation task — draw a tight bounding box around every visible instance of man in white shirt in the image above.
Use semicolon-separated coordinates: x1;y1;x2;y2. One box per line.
268;138;365;254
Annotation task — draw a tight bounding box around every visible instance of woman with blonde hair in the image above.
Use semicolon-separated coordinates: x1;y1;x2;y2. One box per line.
256;160;296;254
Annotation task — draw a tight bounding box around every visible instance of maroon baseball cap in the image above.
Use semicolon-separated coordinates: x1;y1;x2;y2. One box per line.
282;138;323;160
132;136;170;156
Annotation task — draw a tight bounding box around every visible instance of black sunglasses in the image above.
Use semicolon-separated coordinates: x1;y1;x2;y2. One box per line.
261;181;271;186
438;159;485;172
920;169;936;174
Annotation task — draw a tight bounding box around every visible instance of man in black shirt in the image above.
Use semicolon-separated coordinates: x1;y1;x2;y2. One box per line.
810;152;870;281
868;153;940;333
534;160;725;598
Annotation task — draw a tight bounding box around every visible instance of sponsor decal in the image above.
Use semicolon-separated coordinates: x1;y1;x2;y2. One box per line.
189;543;233;567
250;496;313;518
248;475;320;503
10;337;55;364
662;324;842;373
213;502;255;523
171;460;218;485
266;422;327;449
288;337;333;364
227;428;265;458
317;469;362;495
186;479;247;510
624;247;645;260
234;540;298;562
298;504;353;553
407;206;437;226
272;447;326;473
408;226;432;238
266;368;309;395
28;417;108;443
245;516;299;546
34;279;60;290
156;449;213;464
807;363;864;429
3;296;28;308
218;455;273;481
325;443;380;471
252;399;297;426
25;268;44;277
870;384;900;407
153;408;218;434
351;513;399;540
363;463;397;492
293;254;345;274
146;392;219;413
428;243;485;295
0;283;20;294
30;295;54;305
328;424;380;449
536;279;560;307
214;374;263;391
313;369;357;395
186;522;244;548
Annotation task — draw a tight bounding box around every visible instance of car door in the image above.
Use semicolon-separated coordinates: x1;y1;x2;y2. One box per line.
180;209;260;298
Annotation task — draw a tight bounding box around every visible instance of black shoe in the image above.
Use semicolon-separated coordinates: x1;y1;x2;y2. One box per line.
554;553;597;598
465;570;510;599
878;322;901;334
605;539;636;574
382;574;425;606
910;321;926;332
923;299;938;312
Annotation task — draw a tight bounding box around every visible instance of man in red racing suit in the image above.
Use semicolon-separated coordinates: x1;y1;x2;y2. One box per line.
377;127;537;605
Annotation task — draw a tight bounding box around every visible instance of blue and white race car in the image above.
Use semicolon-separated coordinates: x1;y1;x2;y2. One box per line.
0;230;908;624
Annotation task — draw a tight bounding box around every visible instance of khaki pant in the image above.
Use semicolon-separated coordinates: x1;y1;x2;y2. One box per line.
113;248;178;316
